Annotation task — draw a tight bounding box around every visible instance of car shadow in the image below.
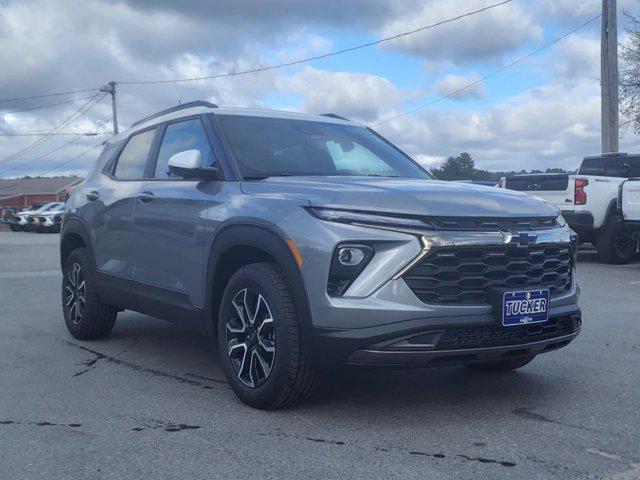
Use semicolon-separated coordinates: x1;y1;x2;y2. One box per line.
99;313;575;414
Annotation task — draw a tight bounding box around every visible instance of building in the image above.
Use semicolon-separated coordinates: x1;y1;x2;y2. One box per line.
0;176;83;212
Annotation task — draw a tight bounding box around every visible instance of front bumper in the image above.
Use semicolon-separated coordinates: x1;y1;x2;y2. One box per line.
561;210;594;231
308;306;581;366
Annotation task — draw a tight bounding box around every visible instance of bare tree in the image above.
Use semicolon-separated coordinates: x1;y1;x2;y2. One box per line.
620;12;640;134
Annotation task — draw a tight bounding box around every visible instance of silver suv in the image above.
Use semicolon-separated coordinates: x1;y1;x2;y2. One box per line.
60;101;581;409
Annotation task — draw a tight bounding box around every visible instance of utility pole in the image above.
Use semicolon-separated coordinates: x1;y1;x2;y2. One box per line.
601;0;619;153
100;81;119;135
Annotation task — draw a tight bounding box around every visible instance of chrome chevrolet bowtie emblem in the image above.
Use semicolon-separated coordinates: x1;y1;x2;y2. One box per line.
503;232;537;247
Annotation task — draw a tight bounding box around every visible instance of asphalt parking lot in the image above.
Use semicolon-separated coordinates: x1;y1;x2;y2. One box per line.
0;231;639;480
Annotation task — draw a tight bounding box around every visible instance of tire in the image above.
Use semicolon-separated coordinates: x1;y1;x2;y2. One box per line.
62;248;117;340
217;262;317;409
596;214;638;264
9;224;20;232
465;355;535;372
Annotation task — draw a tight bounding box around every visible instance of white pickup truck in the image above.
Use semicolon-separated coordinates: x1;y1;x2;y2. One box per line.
501;153;640;264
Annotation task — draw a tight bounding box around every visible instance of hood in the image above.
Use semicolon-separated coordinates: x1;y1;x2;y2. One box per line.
17;210;38;216
241;176;558;217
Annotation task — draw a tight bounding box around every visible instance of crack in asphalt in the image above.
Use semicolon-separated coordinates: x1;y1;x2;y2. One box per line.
0;420;81;428
258;432;517;468
65;341;228;390
184;372;228;384
73;352;106;377
512;407;608;434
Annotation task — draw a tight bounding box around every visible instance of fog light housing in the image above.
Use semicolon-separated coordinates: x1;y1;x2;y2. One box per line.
327;244;374;296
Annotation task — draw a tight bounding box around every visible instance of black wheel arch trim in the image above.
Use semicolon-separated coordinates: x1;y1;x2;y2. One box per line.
59;217;95;269
203;221;313;342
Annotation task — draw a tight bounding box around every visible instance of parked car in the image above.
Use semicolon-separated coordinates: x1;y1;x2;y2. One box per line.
9;202;63;231
61;102;581;409
619;178;640;240
33;203;65;233
500;154;640;264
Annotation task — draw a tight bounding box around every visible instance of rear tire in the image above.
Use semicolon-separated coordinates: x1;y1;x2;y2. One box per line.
596;214;637;264
465;355;535;372
217;262;317;409
62;248;117;340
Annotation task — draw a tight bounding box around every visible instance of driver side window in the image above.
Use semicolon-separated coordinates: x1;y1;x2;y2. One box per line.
154;119;214;179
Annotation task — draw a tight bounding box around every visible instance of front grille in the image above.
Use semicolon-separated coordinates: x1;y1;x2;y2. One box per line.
432;316;580;350
403;244;573;305
426;216;558;231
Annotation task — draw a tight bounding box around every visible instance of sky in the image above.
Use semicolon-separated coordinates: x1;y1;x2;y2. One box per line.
0;0;639;178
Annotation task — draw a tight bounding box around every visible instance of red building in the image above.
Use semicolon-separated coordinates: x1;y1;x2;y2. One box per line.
0;177;83;213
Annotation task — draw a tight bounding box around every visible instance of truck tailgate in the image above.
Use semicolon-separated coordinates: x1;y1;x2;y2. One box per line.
621;179;640;222
503;174;573;209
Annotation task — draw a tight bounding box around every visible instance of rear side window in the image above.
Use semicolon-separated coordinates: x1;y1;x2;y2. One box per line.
578;158;605;176
113;129;156;180
154;119;214;179
579;156;640;177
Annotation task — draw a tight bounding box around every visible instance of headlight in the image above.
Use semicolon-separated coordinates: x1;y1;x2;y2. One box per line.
308;207;433;230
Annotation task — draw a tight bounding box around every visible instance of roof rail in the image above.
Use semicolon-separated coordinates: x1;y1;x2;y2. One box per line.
131;101;218;127
601;152;628;157
321;113;350;121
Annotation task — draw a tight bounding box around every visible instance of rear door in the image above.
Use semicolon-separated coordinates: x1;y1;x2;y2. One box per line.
131;116;220;321
88;127;158;283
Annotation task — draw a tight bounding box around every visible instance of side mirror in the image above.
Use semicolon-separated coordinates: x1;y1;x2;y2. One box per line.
168;150;219;180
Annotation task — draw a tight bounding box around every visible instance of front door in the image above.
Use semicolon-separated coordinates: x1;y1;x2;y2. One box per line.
132;117;219;324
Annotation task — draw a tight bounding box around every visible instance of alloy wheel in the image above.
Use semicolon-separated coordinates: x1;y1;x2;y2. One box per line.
64;263;86;326
225;288;276;388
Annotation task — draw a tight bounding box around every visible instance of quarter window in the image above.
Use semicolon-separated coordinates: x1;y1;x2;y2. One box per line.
113;129;156;180
154;119;214;179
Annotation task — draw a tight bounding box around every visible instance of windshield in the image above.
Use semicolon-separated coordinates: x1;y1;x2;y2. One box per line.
215;115;431;179
40;202;63;211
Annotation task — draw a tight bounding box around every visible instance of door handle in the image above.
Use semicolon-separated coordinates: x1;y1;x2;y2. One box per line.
137;191;155;203
86;190;100;201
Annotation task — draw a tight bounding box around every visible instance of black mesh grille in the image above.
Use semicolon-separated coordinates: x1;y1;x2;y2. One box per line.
433;316;579;350
403;244;573;305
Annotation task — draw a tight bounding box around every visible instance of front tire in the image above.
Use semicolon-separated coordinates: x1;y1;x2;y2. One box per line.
217;263;317;409
62;248;117;340
465;355;535;372
596;214;638;264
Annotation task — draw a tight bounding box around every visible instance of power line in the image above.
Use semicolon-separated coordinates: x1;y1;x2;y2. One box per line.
372;14;602;127
118;0;513;85
0;126;107;184
36;141;105;177
0;93;104;166
0;87;100;104
0;135;85;176
0;95;97;114
0;141;102;188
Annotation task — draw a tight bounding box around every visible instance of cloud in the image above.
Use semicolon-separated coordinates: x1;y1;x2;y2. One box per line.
434;73;485;100
378;0;541;65
375;77;618;173
553;35;600;81
281;66;413;123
